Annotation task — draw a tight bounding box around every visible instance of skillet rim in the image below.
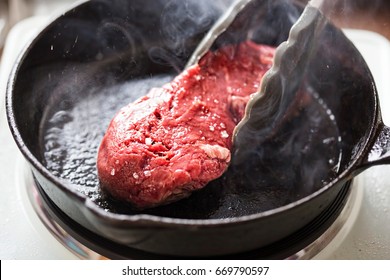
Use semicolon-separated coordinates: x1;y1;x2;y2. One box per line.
5;0;381;228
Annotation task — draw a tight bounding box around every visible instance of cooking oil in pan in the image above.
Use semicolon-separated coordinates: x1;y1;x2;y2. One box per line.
219;86;343;216
41;69;342;218
42;74;172;202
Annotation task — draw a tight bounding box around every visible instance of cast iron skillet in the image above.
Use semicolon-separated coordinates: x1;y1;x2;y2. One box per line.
6;0;390;256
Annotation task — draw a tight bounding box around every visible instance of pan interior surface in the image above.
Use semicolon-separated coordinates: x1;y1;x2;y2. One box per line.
39;70;304;219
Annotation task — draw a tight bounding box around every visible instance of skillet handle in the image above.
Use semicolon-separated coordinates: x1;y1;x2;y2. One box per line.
358;123;390;170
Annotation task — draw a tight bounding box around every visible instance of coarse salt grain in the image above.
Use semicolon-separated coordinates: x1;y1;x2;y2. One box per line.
221;130;229;138
145;137;152;145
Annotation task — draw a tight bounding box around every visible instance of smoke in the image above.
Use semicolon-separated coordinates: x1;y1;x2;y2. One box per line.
159;0;231;50
149;0;233;71
38;0;236;212
223;3;348;206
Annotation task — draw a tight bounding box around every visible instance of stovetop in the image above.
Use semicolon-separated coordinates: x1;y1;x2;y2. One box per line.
1;16;390;259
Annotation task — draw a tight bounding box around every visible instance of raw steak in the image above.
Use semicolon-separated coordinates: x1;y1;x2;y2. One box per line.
97;41;275;209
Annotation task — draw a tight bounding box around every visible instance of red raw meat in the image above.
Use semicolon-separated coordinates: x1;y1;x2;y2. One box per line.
97;41;275;209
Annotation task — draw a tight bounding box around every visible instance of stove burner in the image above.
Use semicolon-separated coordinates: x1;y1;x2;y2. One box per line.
24;166;360;259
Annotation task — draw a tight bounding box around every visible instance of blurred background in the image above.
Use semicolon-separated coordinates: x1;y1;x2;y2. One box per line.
298;0;390;40
0;0;77;55
1;0;390;56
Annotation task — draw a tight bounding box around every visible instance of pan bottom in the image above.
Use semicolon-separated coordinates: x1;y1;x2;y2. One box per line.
26;169;355;259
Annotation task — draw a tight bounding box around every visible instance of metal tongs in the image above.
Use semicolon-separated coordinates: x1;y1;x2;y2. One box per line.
186;0;329;161
185;0;254;69
234;3;328;153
